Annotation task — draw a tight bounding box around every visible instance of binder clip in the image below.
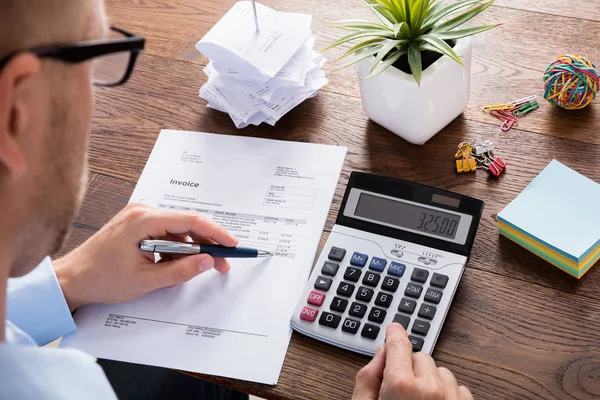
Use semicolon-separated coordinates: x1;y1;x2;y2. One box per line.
471;139;507;179
487;157;507;178
455;142;476;173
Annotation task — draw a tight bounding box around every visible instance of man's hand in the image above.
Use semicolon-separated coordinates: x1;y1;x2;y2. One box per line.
54;203;238;311
352;323;473;400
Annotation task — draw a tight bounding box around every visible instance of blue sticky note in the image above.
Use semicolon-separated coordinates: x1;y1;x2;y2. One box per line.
497;160;600;262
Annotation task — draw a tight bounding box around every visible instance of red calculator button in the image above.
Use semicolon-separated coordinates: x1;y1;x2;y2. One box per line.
300;306;319;322
307;290;326;306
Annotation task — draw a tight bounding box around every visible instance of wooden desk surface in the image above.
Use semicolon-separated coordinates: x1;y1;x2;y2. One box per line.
56;0;600;399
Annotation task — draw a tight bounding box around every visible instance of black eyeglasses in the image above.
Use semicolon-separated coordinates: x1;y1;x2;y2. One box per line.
0;26;145;87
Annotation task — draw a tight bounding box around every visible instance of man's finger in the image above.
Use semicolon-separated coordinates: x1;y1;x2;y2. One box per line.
214;257;231;273
412;352;438;378
352;346;386;400
383;323;415;381
153;253;215;288
459;386;474;400
137;208;238;247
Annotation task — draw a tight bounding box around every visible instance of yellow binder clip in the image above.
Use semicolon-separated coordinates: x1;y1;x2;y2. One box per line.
455;142;476;173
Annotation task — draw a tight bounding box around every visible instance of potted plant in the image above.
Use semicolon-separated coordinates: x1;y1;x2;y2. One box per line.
325;0;497;144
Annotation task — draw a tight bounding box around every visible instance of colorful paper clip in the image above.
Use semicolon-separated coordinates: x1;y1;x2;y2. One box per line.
484;95;539;132
512;100;539;117
482;103;516;112
510;95;537;107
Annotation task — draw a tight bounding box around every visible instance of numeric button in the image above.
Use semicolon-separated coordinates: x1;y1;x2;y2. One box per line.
356;287;374;302
398;298;417;314
337;282;355;297
375;292;393;308
330;297;348;313
344;267;362;283
328;247;346;261
431;273;449;289
321;261;339;276
349;302;368;318
341;318;361;335
424;288;443;304
361;324;380;340
314;276;333;291
411;268;429;283
404;283;423;299
319;312;342;329
362;272;381;287
381;276;400;292
368;307;387;324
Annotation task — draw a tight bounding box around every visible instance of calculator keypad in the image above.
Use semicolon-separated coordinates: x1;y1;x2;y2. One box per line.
361;324;380;340
349;302;368;318
314;276;333;291
330;297;348;313
337;282;355;297
321;261;339;276
356;286;375;302
362;272;381;287
404;283;423;298
297;245;453;353
319;312;341;329
344;267;362;282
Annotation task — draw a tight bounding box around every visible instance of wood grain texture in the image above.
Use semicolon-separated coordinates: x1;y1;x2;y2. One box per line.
58;0;600;398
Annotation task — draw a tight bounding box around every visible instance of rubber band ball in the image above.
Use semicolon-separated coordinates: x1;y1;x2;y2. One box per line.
543;54;599;110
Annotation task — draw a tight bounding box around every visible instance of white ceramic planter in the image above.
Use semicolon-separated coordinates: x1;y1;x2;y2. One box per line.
357;38;472;145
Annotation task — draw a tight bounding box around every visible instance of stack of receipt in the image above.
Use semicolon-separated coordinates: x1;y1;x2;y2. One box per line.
195;1;327;128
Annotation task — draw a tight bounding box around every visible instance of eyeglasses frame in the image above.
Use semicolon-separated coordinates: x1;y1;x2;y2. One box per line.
0;26;145;87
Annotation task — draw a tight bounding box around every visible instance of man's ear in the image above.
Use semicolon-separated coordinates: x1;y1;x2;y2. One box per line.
0;53;41;178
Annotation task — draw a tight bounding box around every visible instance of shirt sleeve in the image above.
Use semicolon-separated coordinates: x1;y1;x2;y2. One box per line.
6;257;77;346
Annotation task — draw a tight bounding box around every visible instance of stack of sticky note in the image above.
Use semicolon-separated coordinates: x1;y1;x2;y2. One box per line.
498;160;600;278
195;1;327;128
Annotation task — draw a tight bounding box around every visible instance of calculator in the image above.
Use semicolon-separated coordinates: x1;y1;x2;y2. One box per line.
291;172;484;355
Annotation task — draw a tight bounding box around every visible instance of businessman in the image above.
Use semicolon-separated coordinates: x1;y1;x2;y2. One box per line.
0;0;472;399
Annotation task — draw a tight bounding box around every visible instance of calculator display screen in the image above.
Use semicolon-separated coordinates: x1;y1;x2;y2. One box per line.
355;193;462;240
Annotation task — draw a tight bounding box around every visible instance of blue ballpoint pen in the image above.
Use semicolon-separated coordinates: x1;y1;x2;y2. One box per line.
139;240;272;258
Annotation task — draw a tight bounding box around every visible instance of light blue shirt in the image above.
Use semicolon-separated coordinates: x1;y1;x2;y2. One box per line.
1;257;117;399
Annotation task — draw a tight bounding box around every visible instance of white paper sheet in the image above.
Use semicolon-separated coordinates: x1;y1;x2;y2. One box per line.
60;130;347;385
196;2;326;128
196;1;312;82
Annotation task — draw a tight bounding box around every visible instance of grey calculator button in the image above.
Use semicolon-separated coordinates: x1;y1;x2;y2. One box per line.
328;247;346;262
424;288;443;304
431;273;449;289
392;314;410;330
411;268;429;283
321;261;339;277
398;298;417;314
404;283;423;299
314;276;333;292
411;320;430;336
418;304;436;320
341;318;361;335
409;335;424;352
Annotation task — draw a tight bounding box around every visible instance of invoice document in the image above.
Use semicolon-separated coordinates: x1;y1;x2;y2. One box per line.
60;130;347;384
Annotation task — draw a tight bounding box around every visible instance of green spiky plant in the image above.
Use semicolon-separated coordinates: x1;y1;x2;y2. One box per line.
325;0;497;85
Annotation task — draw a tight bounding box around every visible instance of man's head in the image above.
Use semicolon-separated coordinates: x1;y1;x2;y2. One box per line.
0;0;108;277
